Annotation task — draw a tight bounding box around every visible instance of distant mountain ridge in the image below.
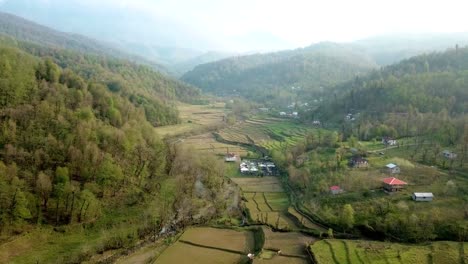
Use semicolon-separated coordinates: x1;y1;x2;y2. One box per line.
181;42;378;102
352;32;468;65
0;11;169;73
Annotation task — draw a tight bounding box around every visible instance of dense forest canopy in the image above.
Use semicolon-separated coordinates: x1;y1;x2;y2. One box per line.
0;37;203;237
318;45;468;122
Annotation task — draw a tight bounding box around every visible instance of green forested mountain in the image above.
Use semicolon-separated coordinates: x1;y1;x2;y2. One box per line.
0;36;203;241
182;42;377;103
0;11;169;73
317;46;468;144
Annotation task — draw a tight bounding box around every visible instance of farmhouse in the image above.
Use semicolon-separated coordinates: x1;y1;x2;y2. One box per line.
349;156;369;168
330;186;343;195
382;137;397;146
383;177;407;192
385;163;400;174
412;192;434;202
442;150;457;159
312;120;321;126
225;153;238;162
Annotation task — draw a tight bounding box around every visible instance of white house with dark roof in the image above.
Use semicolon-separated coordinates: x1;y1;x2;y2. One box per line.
412;192;434;202
385;163;400;174
442;150;457;159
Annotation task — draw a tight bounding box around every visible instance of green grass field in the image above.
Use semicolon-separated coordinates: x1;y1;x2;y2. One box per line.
311;239;467;264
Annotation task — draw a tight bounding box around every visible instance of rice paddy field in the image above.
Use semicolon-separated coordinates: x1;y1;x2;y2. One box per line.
310;239;468;264
155;227;254;264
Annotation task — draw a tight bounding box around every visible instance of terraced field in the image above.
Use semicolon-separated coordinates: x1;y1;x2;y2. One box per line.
218;118;311;151
311;239;468;264
232;177;303;231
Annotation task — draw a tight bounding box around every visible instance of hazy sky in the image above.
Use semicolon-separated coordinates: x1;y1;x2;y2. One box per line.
2;0;468;51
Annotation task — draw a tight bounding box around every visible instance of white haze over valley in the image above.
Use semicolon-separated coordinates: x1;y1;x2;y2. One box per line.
1;0;468;52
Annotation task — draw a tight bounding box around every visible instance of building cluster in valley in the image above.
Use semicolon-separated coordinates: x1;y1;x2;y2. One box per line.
239;160;278;176
224;153;279;176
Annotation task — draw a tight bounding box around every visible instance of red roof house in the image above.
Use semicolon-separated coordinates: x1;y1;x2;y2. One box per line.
383;177;407;192
329;185;343;195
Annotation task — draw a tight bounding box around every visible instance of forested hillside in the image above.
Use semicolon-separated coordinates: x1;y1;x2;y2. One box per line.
182;42;377;103
317;45;468;143
0;37;205;242
0;12;168;73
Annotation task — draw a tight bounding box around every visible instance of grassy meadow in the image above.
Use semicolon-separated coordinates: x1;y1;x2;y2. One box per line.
154;102;227;137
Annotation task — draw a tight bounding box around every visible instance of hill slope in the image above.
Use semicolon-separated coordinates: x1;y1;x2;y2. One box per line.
182;42;377;103
316;45;468;145
0;11;169;73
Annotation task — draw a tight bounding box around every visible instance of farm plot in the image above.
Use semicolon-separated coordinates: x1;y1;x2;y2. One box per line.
235;178;300;230
180;133;249;157
264;193;289;211
287;207;327;231
156;227;254;264
310;239;467;264
217;118;313;152
262;227;314;257
154;103;226;137
252;227;313;264
231;177;284;193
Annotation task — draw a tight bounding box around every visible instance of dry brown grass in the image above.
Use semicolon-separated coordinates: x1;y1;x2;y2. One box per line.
154;103;226;137
180;133;248;156
232;177;284;193
156;227;253;264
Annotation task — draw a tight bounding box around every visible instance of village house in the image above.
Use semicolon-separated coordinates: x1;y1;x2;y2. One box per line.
312;120;321;126
345;113;355;121
329;185;343;195
412;192;434;202
225;153;238;162
349;156;369;168
442;150;457;159
382;137;397;146
385;163;400;174
382;177;407;192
